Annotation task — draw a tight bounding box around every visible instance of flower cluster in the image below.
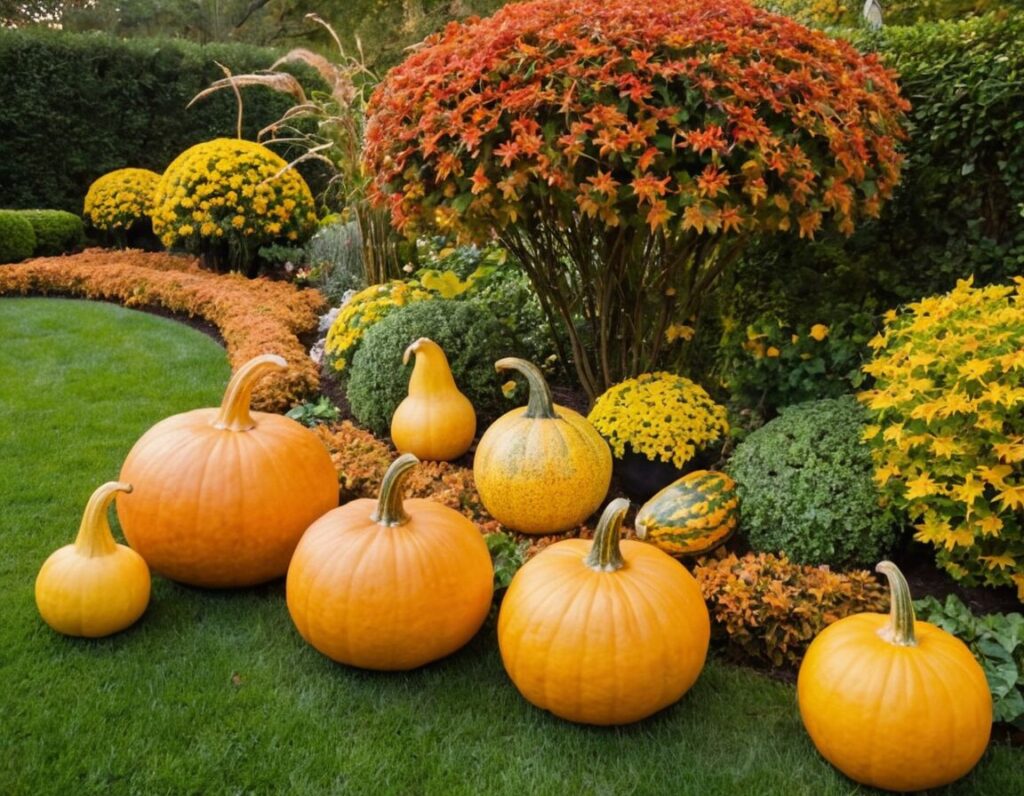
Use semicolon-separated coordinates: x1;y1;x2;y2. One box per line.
83;168;161;232
588;372;728;468
752;0;853;27
0;249;325;410
152;138;318;254
860;278;1024;598
363;0;908;242
694;551;887;667
323;268;483;374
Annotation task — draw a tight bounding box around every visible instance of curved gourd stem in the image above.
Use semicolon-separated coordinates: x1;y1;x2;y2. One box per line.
213;354;287;431
495;357;557;420
372;453;420;527
404;338;457;392
876;560;917;647
585;498;630;572
74;481;132;558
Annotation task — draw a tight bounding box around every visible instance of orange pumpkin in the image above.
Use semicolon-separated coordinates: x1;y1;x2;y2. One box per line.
474;357;611;534
286;453;493;670
390;337;476;461
498;498;710;725
118;354;339;588
798;561;992;791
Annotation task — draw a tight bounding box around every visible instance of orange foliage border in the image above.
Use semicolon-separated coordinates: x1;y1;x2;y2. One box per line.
0;249;325;410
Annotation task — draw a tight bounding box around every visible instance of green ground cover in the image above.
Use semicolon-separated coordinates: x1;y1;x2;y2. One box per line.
1;298;1021;795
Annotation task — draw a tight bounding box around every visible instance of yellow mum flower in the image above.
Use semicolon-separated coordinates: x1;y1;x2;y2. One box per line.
809;323;829;341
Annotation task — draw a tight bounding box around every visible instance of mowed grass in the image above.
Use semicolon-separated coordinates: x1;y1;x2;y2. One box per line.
1;297;1022;795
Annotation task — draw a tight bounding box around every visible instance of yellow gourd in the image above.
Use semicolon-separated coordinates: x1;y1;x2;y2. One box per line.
390;337;476;461
35;481;150;637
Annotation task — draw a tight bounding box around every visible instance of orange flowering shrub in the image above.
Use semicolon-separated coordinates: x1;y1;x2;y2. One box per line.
364;0;908;397
694;552;888;667
0;250;324;410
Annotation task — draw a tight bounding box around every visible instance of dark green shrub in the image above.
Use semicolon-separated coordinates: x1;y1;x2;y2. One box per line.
16;210;84;256
726;396;898;568
0;28;327;214
347;299;515;436
0;211;36;264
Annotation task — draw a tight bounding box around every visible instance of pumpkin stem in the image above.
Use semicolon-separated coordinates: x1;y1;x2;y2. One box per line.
495;357;557;420
213;354;287;431
404;338;458;392
74;481;132;558
876;560;917;647
585;498;630;572
372;453;419;527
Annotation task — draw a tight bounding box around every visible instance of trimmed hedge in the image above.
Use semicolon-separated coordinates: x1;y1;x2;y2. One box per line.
16;210;84;256
0;29;327;214
0;211;36;264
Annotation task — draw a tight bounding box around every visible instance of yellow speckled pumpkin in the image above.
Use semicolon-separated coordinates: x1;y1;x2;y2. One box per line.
473;357;611;534
498;498;710;724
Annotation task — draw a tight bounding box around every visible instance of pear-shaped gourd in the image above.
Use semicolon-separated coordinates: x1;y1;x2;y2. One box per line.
391;337;476;461
36;482;150;637
498;498;710;724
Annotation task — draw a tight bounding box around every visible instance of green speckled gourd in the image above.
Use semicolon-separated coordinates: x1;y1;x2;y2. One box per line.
635;471;738;557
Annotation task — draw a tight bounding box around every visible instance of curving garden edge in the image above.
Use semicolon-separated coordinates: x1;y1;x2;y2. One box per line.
0;249;325;410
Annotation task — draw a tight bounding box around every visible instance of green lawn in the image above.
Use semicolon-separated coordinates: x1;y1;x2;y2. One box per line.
1;297;1021;795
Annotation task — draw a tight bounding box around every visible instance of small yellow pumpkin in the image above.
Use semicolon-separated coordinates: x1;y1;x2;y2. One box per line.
36;481;150;637
498;498;710;725
287;453;493;670
390;337;476;461
117;354;339;588
473;357;611;534
798;561;992;791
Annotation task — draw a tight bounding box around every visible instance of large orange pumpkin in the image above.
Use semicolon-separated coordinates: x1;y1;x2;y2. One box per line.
498;498;710;725
117;354;339;588
798;561;992;791
473;357;611;534
286;452;493;670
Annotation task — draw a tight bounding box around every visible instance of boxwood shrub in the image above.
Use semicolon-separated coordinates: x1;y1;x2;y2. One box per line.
0;211;36;264
17;210;84;256
726;396;898;568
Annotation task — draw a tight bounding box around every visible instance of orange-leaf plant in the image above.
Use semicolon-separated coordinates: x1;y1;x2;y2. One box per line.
363;0;909;399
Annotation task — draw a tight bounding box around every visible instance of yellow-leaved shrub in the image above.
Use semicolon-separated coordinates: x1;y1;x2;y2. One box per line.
860;277;1024;598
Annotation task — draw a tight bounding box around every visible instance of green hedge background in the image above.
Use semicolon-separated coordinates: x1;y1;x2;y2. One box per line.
0;29;327;214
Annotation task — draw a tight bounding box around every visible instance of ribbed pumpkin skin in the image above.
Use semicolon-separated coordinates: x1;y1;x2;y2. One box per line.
474;406;611;534
798;613;991;791
287;498;493;670
498;538;710;725
118;409;338;588
636;470;738;556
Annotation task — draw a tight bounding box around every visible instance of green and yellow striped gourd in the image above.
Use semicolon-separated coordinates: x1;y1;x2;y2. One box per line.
635;470;738;557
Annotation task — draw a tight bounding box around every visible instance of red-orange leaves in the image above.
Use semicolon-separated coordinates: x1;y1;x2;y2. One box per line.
364;0;908;243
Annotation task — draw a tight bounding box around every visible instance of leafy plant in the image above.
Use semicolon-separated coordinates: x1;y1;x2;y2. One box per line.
694;551;888;667
485;532;528;592
346;299;513;436
588;372;729;468
861;278;1024;598
363;0;908;400
727;396;898;568
286;396;341;427
915;593;1024;728
305;218;365;302
0;210;36;264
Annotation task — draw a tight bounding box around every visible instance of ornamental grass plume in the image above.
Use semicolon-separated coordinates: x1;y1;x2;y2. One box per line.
362;0;909;399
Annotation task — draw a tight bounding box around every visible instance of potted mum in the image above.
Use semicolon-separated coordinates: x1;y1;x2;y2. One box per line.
588;372;729;500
